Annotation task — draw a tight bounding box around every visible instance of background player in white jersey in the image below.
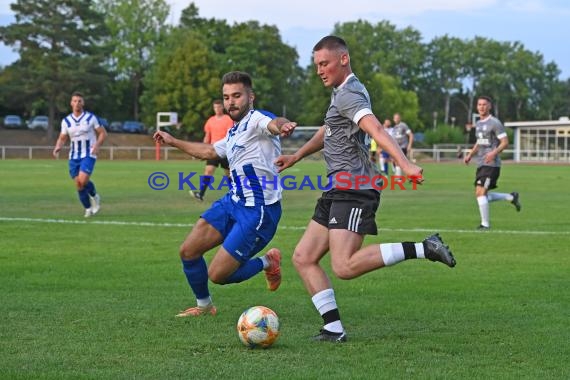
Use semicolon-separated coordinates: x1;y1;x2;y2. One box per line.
153;71;297;317
464;96;521;230
275;36;456;343
53;92;107;217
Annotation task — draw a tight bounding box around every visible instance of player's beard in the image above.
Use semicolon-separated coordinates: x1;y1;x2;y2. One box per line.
228;104;250;122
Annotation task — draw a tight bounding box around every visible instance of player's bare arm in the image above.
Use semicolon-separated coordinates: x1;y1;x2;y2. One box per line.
407;130;414;155
267;117;297;137
484;136;508;164
153;130;219;160
360;115;423;181
53;134;69;158
91;126;107;155
275;126;325;172
464;143;479;164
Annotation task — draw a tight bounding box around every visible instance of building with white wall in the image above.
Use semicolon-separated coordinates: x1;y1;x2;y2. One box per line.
505;118;570;162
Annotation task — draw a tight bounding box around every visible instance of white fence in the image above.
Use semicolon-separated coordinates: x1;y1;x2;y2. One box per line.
1;144;569;163
0;144;503;162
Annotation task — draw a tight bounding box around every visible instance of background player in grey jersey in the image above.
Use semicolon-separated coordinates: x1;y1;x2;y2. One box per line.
391;113;414;176
464;96;521;230
275;35;456;343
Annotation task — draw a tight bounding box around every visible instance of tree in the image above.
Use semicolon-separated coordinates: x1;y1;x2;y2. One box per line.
333;20;426;91
0;0;110;139
140;30;220;137
367;73;421;129
424;36;465;125
225;21;302;118
547;77;570;119
142;3;302;134
96;0;170;120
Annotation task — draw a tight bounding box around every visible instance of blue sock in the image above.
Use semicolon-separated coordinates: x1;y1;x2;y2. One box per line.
78;188;91;208
182;257;210;299
225;258;264;284
383;162;388;174
85;181;96;197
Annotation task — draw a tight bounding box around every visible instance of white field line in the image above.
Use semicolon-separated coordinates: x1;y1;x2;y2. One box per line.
1;217;568;235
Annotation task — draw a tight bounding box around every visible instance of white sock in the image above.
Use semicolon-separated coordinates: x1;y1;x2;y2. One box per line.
415;243;425;259
324;320;344;334
394;166;402;176
312;289;337;315
379;156;385;172
380;243;425;266
312;289;343;333
477;196;490;227
380;243;404;266
260;255;269;269
197;296;212;307
487;192;513;202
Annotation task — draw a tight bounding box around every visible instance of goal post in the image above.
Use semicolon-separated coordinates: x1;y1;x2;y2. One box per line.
155;112;178;160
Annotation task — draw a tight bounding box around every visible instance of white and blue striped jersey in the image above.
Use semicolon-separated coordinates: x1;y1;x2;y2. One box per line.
213;109;281;206
60;111;101;159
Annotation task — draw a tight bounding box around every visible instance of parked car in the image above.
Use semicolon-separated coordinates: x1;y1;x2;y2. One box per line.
122;120;145;134
98;117;109;129
28;115;49;130
3;115;25;129
108;121;123;133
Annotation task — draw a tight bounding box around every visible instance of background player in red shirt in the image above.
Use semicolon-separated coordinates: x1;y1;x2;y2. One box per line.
190;99;234;201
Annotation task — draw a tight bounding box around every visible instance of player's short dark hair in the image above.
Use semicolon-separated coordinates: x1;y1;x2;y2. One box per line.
313;35;348;53
71;91;84;99
213;99;223;105
222;71;253;90
478;95;493;105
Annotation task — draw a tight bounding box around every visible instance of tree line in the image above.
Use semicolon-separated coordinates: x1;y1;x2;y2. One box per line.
1;0;569;140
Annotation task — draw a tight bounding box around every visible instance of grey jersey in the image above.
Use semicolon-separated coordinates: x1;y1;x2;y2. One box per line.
323;74;379;190
475;116;507;167
392;122;411;149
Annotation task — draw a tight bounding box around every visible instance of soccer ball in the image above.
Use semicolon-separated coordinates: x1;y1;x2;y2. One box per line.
236;306;280;348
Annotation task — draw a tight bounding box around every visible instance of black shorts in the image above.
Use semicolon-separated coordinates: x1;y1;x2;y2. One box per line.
474;166;501;189
206;157;229;170
312;189;380;235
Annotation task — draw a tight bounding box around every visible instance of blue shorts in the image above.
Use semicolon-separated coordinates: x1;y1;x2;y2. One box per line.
381;151;391;159
69;157;96;179
202;193;282;263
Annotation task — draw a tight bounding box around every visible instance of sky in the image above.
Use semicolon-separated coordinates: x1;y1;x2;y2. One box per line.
1;0;569;78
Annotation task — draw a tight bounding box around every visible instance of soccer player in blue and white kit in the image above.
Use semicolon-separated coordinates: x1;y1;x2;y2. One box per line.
276;36;456;342
53;92;107;217
153;71;297;317
464;96;521;229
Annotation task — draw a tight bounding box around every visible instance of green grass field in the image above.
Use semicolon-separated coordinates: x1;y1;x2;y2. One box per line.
1;159;569;379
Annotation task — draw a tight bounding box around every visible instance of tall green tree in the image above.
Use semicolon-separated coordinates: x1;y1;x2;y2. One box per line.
140;30;220;137
546;77;570;119
225;20;302;118
367;73;421;128
143;3;302;134
96;0;170;121
0;0;109;138
424;36;465;124
334;20;426;91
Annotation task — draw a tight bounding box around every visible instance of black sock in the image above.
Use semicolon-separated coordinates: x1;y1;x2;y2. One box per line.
200;177;212;198
402;242;418;260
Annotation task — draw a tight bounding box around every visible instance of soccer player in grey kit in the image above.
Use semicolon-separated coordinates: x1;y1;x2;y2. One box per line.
464;95;521;230
391;113;414;176
275;36;456;343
